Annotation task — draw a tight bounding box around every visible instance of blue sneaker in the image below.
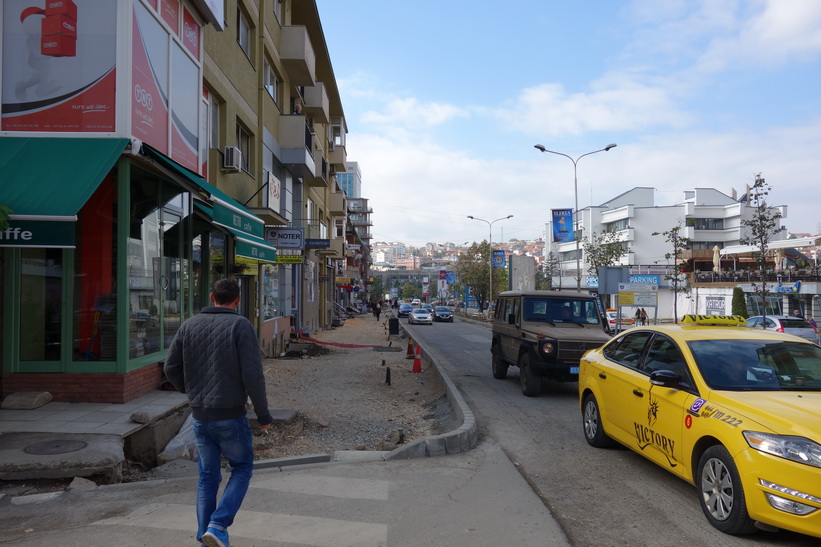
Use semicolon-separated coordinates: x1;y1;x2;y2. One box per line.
202;527;229;547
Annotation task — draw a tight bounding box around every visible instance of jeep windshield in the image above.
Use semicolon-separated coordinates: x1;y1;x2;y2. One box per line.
522;297;602;326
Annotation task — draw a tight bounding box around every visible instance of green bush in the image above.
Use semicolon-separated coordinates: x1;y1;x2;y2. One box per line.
731;287;748;318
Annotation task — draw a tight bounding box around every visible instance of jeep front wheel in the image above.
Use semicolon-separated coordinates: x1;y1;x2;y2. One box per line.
491;348;508;379
518;352;541;397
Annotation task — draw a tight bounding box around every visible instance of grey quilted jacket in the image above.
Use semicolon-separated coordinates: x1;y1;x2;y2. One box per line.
164;306;273;426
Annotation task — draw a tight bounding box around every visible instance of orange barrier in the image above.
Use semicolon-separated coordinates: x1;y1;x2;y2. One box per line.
406;337;415;359
410;345;422;373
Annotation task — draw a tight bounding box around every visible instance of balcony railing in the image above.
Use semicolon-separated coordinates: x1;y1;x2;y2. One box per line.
692;269;821;284
281;26;316;86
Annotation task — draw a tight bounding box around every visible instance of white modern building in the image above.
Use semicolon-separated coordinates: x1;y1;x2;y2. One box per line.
544;187;821;322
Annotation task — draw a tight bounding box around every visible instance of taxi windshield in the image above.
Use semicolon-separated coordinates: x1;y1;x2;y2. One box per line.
688;339;821;391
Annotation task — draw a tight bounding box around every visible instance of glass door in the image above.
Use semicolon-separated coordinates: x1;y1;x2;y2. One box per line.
19;248;64;367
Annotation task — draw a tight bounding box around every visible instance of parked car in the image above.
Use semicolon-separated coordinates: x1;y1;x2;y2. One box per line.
433;306;453;322
605;309;634;334
408;308;433;325
578;314;821;538
397;303;413;318
746;315;819;343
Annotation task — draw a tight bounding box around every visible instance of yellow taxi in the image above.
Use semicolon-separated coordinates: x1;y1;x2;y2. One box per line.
578;315;821;539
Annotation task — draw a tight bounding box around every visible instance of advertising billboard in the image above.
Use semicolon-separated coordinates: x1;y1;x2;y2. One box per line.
551;209;574;242
2;0;117;132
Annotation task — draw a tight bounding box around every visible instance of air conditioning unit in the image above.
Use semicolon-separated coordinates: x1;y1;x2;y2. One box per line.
223;146;242;171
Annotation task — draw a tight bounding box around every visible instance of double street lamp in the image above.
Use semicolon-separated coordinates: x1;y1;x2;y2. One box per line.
534;144;617;292
468;214;513;311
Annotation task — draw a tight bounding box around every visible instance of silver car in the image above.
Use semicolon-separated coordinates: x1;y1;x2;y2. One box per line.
746;315;819;343
408;308;433;325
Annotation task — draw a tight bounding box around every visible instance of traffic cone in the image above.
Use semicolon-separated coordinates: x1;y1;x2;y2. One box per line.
410;345;422;373
406;338;415;359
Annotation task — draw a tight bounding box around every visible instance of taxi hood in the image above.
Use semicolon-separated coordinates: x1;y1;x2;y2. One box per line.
710;391;821;438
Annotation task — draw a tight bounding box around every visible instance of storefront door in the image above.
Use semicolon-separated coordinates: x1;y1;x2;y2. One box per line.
19;248;65;367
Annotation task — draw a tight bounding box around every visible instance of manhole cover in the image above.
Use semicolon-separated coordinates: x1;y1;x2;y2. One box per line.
24;440;88;455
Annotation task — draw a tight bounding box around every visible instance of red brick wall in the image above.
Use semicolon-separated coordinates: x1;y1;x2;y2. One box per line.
1;364;163;403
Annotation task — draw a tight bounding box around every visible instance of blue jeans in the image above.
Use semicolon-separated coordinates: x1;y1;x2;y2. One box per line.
193;417;254;541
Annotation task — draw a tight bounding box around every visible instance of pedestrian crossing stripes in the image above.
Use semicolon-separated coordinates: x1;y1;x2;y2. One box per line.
91;473;390;546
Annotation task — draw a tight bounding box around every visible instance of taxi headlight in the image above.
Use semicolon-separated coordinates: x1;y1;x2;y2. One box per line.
743;431;821;468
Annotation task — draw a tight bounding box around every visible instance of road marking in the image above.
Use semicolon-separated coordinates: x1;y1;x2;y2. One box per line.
254;474;390;500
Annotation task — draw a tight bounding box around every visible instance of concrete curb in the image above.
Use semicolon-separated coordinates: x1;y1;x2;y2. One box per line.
383;325;478;460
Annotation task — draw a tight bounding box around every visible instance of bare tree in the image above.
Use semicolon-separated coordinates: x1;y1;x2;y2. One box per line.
652;222;691;323
740;173;782;324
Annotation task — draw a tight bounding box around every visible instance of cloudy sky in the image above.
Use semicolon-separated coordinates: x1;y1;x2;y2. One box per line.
315;0;821;247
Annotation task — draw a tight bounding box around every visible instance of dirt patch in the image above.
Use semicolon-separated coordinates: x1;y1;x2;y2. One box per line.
253;315;449;458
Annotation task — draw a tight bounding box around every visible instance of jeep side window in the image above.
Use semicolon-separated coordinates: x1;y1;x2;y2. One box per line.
503;298;515;323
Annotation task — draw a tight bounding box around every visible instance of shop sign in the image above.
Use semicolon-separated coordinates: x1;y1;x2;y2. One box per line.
0;219;75;248
266;228;304;249
275;255;303;264
305;238;330;249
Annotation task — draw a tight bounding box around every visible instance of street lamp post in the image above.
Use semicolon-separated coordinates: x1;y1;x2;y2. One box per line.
534;144;617;292
468;214;513;312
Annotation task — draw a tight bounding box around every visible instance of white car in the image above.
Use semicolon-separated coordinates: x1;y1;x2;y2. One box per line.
408;308;433;325
411;298;421;307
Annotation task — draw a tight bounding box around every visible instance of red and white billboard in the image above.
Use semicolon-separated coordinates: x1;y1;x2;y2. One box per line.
1;0;117;132
131;1;169;152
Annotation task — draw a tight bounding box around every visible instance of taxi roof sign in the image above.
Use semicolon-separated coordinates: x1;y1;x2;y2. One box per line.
680;314;747;326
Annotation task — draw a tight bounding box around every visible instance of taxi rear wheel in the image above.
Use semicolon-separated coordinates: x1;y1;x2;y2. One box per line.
582;394;615;448
518;352;541;397
697;445;757;535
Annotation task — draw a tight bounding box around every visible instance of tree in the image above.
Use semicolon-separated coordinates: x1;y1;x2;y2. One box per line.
731;287;749;318
739;173;782;323
652;222;691;323
0;205;11;231
543;251;560;290
455;240;508;310
582;230;628;275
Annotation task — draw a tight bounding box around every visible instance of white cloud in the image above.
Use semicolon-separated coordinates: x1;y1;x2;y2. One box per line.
507;77;691;136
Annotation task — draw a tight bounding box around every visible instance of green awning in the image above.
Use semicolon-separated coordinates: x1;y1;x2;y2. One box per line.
0;137;128;247
143;144;264;239
194;201;277;263
226;227;277;262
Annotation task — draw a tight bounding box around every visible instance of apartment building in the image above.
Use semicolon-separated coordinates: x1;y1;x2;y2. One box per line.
0;0;350;402
544;186;821;320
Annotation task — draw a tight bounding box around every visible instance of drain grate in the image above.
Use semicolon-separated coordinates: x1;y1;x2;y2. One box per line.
23;440;88;455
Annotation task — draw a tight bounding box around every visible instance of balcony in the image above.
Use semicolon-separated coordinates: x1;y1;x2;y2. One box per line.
304;148;328;188
280;26;316;86
328;191;346;216
303;82;329;124
329;143;346;171
318;237;345;259
279;114;314;179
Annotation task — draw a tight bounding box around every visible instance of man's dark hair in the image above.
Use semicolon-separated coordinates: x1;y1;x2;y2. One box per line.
212;278;240;305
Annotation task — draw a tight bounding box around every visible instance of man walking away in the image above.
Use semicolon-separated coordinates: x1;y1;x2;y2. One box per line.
164;279;273;547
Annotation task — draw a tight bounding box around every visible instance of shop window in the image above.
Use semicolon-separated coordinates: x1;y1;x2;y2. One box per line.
262;263;279;320
128;166;190;359
20;248;63;362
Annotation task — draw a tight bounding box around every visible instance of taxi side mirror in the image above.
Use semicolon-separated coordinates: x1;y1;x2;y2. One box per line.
649;369;681;388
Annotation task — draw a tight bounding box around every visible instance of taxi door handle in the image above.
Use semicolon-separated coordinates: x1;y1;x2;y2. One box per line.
632;389;644;398
598;373;606;379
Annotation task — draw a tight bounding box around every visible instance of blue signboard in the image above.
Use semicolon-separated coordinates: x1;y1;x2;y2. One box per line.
492;249;506;268
552;209;574;242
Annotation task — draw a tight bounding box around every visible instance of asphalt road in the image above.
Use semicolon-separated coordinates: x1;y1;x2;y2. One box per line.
403;315;817;546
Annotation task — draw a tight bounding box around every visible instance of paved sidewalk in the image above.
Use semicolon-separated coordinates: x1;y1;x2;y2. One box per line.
1;441;570;546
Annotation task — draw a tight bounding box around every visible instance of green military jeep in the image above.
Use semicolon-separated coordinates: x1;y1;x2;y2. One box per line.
491;290;611;396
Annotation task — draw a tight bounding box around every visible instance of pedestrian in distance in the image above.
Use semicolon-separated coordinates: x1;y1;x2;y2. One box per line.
375;301;382;321
164;278;273;547
634;308;642;326
794;309;805;319
640;308;649;326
